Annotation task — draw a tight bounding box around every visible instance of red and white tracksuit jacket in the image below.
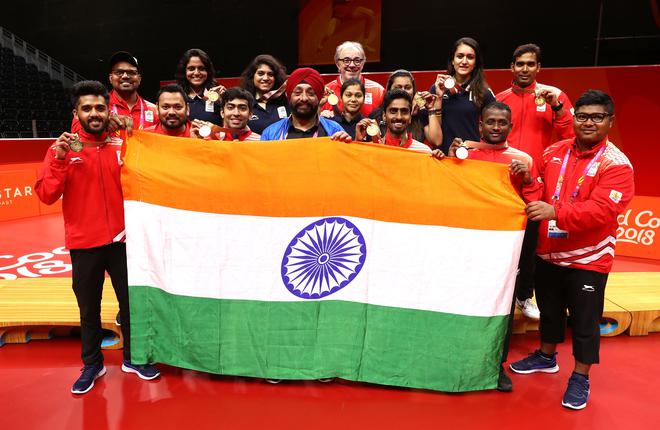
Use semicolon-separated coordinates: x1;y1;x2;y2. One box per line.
496;81;574;166
35;130;126;250
536;137;634;273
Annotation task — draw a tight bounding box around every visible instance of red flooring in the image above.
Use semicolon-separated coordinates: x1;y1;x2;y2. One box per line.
1;333;659;430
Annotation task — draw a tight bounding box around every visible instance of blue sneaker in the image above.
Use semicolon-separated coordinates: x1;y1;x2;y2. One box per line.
121;360;160;380
562;373;590;410
509;349;559;374
71;362;106;394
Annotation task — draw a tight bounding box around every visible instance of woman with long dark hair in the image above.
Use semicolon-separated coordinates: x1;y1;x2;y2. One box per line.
240;54;289;134
430;37;495;154
175;48;224;125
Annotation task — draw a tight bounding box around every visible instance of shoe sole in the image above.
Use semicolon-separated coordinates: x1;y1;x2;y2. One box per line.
71;366;107;394
562;400;587;410
121;364;160;380
509;364;559;375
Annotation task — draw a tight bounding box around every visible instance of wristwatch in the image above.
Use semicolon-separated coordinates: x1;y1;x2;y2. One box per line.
551;101;564;112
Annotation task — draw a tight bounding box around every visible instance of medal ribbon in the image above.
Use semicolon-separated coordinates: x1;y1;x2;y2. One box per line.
552;143;607;204
258;81;287;102
279;116;320;140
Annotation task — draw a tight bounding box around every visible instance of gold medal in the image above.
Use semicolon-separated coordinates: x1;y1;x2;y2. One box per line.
199;125;212;138
207;91;219;102
69;135;83;153
534;89;545;106
414;93;426;108
455;146;469;160
327;94;339;106
366;124;379;137
444;77;456;90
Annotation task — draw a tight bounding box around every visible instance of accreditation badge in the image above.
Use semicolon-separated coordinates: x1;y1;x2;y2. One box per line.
205;100;215;112
548;220;569;239
364;92;373;105
145;110;154;123
277;106;287;118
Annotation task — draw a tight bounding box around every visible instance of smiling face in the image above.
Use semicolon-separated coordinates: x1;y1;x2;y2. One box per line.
511;52;540;88
480;107;512;144
74;95;109;135
383;98;411;137
185;56;208;92
221;98;251;129
573;104;614;147
336;46;365;81
253;63;275;94
157;91;189;130
289;83;319;120
341;84;364;115
452;44;476;81
109;61;141;93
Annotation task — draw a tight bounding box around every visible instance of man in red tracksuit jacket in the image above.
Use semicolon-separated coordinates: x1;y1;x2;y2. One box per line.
35;80;159;395
510;90;634;411
497;44;576;321
70;51;158;134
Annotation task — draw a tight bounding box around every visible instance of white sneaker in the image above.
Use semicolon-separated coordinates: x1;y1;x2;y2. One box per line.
516;298;540;320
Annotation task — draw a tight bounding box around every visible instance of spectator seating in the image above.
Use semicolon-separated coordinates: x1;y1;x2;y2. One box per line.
0;46;72;138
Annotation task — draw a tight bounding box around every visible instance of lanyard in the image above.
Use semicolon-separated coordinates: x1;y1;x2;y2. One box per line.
279;117;320;140
552;144;606;203
112;97;145;129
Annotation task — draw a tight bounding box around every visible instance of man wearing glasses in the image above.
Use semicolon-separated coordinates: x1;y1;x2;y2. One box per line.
321;41;384;116
510;90;634;411
71;52;158;134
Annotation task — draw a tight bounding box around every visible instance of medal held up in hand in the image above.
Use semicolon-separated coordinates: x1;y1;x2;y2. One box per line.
69;134;83;153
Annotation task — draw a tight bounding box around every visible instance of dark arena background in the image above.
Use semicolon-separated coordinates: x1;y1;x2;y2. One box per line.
1;1;660;429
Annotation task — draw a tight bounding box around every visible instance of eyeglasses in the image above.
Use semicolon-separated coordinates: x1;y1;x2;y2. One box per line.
574;112;610;123
339;57;364;66
111;69;139;77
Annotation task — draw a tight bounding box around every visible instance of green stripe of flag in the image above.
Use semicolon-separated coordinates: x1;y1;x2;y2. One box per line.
129;285;507;392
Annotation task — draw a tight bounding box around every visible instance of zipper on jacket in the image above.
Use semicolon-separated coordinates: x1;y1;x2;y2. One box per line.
97;146;113;243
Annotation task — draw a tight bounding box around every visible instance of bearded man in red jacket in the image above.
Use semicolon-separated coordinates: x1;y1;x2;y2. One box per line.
36;80;160;395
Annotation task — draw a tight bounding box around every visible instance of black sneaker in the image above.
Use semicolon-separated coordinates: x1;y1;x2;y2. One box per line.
496;365;513;392
562;372;590;410
510;349;559;374
71;362;106;394
115;311;121;326
121;360;160;380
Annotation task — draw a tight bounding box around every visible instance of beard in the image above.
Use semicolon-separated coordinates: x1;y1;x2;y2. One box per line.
80;116;109;135
290;101;318;121
162;115;186;130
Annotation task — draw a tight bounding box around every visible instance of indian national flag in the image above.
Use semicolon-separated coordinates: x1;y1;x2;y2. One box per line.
122;131;526;392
